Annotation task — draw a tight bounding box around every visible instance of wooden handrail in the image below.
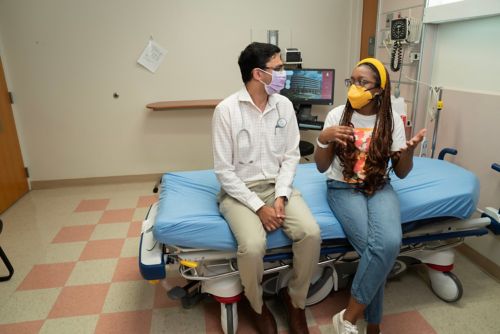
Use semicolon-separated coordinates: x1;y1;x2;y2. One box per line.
146;99;222;110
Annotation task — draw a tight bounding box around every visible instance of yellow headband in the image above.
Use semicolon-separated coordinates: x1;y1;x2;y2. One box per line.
356;58;387;89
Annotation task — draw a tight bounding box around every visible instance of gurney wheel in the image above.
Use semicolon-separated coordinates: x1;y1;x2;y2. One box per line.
220;302;237;334
429;270;463;303
306;266;334;305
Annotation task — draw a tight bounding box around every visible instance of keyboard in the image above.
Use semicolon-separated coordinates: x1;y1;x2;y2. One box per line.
298;120;324;130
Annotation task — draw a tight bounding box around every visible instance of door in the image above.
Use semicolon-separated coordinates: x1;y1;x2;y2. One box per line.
0;56;28;214
360;0;378;59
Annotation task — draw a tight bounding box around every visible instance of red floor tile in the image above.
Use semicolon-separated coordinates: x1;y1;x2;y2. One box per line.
381;310;437;334
309;289;350;325
48;283;110;318
0;320;44;334
94;310;152;334
136;195;157;208
127;221;142;238
52;225;95;243
79;239;125;260
99;209;135;224
75;199;110;212
112;257;143;282
17;262;76;291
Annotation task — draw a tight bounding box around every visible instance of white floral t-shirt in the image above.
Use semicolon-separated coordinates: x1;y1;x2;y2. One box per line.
322;105;407;182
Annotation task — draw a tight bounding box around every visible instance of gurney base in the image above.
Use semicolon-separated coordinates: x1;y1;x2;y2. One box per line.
167;281;209;309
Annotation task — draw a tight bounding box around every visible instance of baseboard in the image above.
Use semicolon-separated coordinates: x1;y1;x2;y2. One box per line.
457;243;500;282
30;173;163;190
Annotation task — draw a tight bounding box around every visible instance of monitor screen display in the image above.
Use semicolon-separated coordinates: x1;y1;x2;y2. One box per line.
280;68;335;105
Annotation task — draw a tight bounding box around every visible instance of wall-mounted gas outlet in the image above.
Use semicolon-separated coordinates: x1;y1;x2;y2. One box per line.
382;31;392;46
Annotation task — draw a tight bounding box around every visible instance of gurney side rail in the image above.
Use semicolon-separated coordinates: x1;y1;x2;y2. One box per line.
179;254;344;281
402;227;488;246
177;227;488;281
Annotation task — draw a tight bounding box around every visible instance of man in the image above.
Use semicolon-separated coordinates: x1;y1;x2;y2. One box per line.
212;42;321;334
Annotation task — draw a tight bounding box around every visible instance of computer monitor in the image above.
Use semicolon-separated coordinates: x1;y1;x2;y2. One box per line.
280;68;335;122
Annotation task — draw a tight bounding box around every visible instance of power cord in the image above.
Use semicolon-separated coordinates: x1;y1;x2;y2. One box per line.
391;41;403;72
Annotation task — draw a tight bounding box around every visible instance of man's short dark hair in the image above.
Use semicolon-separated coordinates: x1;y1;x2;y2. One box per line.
238;42;281;84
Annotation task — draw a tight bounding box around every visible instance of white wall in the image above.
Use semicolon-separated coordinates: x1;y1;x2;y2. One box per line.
432;15;500;91
0;0;361;181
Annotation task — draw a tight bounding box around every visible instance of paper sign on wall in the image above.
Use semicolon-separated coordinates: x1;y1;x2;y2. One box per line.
137;39;167;73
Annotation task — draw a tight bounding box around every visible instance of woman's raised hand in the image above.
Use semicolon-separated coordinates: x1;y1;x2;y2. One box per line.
404;128;426;152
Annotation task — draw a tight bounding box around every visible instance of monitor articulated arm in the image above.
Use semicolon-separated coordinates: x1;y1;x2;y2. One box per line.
295;104;315;122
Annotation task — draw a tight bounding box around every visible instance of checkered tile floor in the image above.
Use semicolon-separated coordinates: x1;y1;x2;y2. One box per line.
0;183;499;333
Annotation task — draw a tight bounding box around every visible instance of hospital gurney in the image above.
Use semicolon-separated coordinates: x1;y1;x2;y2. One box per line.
139;153;499;334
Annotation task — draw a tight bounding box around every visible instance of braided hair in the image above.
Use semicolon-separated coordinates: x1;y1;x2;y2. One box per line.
335;63;399;195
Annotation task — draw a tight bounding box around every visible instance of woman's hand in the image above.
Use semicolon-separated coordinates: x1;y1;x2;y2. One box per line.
393;128;427;179
315;125;353;173
401;128;426;156
318;125;354;147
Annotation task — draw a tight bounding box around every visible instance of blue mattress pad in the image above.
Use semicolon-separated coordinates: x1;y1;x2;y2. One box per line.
153;158;479;251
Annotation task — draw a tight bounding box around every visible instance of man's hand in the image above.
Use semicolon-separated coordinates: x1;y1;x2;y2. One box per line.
273;196;287;223
257;205;283;232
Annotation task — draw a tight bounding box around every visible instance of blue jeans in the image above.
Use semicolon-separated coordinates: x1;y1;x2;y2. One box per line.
327;180;402;324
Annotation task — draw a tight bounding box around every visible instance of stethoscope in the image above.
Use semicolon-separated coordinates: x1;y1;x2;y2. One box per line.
236;104;287;164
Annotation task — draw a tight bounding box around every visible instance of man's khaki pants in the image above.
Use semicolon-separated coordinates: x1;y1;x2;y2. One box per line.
219;181;321;314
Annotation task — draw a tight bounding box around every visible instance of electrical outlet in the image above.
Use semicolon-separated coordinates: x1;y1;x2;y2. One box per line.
410;52;420;62
386;13;393;28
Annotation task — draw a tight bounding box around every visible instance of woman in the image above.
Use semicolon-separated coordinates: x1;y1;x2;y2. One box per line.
314;58;426;334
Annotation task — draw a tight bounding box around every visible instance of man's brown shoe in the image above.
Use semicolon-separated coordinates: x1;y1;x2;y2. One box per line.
279;288;309;334
247;302;278;334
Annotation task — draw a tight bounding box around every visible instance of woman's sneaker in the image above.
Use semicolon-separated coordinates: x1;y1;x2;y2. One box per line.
332;309;359;334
